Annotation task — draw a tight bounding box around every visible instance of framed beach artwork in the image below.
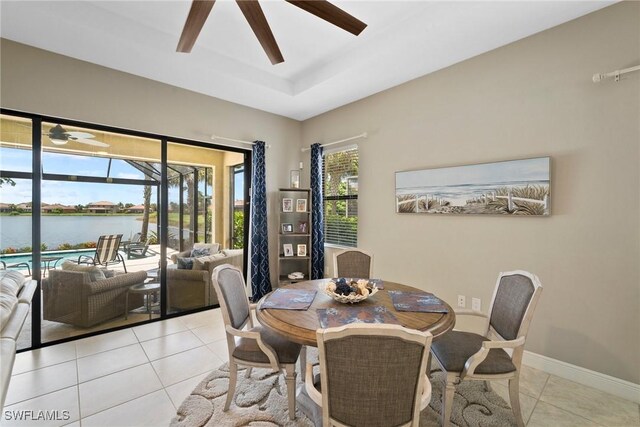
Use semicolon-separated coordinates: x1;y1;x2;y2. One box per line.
395;157;550;216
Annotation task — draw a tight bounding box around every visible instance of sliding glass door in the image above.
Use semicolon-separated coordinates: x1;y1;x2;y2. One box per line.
0;110;250;350
166;142;245;314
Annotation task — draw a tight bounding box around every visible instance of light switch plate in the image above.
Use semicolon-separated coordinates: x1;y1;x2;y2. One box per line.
472;297;481;312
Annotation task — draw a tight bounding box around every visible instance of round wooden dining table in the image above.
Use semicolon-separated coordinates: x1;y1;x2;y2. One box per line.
256;278;456;346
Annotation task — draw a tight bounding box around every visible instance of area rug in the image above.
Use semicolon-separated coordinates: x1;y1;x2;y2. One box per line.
171;360;519;427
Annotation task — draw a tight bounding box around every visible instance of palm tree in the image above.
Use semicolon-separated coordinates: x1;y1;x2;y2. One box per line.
140;179;152;242
166;166;212;247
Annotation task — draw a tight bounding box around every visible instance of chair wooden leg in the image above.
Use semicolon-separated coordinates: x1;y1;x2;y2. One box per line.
284;364;297;420
441;375;456;427
300;345;307;382
225;362;238;411
245;367;253;379
509;376;524;427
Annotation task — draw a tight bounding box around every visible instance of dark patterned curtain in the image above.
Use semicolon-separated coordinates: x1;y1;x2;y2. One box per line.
250;141;271;300
310;143;325;279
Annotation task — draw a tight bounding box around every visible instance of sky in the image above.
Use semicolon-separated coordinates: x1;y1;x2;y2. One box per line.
395;157;550;190
0;147;158;205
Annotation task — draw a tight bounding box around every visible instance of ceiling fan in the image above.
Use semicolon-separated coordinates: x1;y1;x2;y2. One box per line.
47;124;110;147
176;0;367;65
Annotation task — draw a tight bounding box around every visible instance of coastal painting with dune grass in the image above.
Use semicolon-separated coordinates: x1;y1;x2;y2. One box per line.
395;157;550;215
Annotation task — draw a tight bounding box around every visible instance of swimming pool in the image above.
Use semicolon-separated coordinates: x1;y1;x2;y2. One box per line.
0;249;96;271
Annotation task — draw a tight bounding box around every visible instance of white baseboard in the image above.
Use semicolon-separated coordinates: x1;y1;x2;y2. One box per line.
522;350;640;404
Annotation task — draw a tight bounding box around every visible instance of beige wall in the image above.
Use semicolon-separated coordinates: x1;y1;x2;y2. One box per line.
2;2;639;383
0;39;302;286
301;2;640;383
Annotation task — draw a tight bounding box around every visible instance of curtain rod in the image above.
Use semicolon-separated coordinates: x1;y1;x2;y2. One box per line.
210;134;271;148
301;132;367;152
593;64;640;83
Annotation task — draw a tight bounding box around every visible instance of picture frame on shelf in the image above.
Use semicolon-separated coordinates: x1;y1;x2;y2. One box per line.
297;244;307;257
282;223;294;233
298;221;308;233
283;244;294;257
296;198;307;212
282;198;293;212
290;170;300;188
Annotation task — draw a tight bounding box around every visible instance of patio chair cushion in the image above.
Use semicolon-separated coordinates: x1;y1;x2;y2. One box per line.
176;257;196;270
431;330;516;375
190;243;220;258
61;261;106;282
233;325;302;365
192;253;226;271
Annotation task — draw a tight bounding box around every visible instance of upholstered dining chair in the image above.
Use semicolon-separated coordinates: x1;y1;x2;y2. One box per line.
333;249;373;278
212;264;302;420
429;270;543;427
305;323;433;427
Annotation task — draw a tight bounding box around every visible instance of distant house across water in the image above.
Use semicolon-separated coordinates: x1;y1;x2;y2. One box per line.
42;204;76;213
126;204;148;214
0;203;11;213
16;203;32;212
87;201;118;213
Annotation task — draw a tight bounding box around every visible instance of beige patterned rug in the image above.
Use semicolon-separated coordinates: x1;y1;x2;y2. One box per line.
171;361;519;427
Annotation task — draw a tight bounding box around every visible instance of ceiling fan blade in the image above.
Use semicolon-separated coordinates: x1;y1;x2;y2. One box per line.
65;131;95;139
285;1;366;36
236;0;284;65
73;138;110;148
177;0;216;53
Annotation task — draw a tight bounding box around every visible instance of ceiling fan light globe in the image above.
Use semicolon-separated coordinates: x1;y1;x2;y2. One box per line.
49;137;68;145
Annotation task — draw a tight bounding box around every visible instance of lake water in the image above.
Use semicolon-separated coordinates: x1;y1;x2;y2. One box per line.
0;216;156;250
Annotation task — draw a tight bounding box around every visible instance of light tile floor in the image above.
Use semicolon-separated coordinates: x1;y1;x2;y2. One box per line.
3;308;639;426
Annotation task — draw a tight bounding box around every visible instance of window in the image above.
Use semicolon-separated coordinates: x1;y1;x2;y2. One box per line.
323;147;358;247
230;164;245;249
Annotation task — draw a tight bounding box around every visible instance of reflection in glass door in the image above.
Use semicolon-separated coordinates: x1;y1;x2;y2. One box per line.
166;143;244;314
0;114;33;350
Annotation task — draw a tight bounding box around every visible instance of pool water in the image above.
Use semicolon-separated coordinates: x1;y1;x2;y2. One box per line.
0;249;96;270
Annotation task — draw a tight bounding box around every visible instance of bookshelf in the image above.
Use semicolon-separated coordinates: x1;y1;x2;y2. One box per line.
277;188;312;286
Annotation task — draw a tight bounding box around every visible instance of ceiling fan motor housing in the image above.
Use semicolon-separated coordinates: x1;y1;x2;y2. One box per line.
49;124;69;145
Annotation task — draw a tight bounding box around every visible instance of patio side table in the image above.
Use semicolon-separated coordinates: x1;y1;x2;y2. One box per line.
125;282;160;320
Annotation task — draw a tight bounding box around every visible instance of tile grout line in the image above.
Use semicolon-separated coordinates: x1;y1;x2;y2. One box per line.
2;384;78;412
535;399;607;426
522;371;550;426
79;386;165;424
74;342;82;424
538;375;638;425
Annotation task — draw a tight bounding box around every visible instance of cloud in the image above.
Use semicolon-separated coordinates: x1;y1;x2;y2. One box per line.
116;172;143;179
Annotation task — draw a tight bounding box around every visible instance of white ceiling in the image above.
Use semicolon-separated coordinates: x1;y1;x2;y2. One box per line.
1;1;613;121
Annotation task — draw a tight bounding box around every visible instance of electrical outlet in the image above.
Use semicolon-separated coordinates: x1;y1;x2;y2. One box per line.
457;295;466;308
472;297;481;312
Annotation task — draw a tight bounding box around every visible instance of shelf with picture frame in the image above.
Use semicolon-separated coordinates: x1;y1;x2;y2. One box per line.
278;188;312;286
